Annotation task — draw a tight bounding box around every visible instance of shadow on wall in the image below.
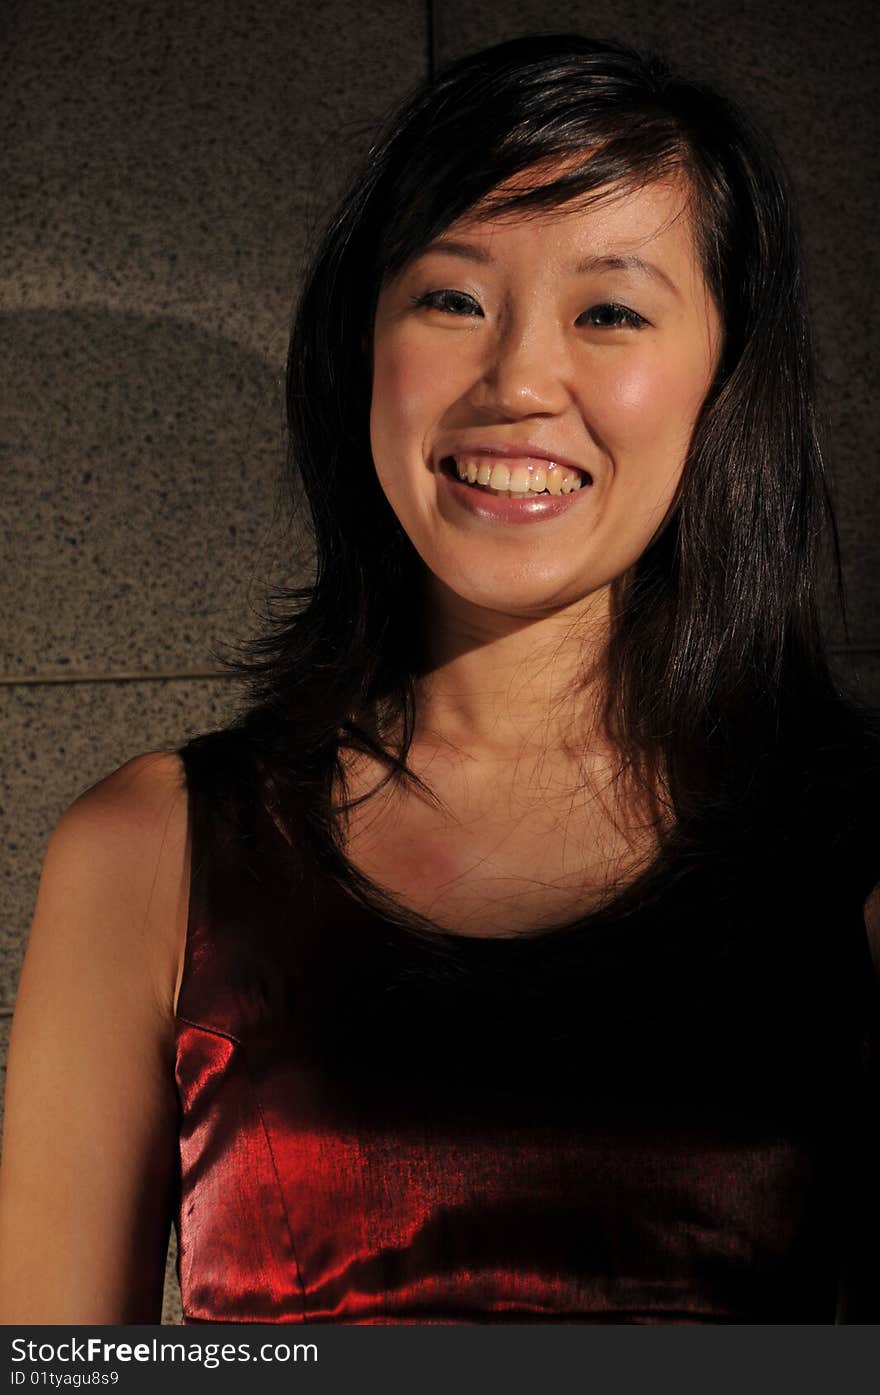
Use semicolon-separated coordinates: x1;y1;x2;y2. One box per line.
1;307;311;682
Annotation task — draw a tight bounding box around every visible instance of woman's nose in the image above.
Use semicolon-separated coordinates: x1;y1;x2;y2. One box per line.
470;319;572;418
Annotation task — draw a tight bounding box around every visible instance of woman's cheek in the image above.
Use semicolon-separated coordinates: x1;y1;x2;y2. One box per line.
371;336;477;484
594;355;697;465
372;343;423;433
373;354;431;467
369;350;429;514
602;353;674;423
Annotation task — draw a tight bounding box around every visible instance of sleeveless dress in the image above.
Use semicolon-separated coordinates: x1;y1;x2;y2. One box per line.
171;728;880;1324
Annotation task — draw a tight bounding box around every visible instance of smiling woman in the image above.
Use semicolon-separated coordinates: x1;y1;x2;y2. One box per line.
1;33;878;1326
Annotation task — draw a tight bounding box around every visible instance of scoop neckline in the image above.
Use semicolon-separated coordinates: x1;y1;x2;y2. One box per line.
310;831;670;950
254;752;679;949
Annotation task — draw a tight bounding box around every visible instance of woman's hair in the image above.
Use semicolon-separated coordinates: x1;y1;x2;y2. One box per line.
206;32;878;933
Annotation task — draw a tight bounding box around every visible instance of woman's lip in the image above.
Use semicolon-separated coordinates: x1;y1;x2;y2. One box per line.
437;445;591;478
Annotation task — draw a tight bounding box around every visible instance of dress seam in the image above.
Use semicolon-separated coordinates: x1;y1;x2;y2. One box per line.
241;1041;309;1322
174;1012;242;1046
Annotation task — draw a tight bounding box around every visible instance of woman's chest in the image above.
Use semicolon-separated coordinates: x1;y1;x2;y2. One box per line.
336;760;661;936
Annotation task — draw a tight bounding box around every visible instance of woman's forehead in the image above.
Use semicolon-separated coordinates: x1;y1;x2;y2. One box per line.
423;173;702;282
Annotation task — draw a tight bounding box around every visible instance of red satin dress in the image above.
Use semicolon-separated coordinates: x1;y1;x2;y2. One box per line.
172;730;880;1324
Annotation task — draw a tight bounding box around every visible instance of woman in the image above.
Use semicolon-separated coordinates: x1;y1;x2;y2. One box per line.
1;33;878;1324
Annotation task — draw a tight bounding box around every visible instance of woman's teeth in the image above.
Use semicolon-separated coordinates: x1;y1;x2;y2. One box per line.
451;456;584;496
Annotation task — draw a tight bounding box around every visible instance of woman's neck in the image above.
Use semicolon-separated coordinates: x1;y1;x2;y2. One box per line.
413;574;612;763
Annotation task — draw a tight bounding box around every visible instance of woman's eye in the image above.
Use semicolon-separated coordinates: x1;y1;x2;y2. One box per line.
410;289;482;316
411;292;646;329
579;302;647;329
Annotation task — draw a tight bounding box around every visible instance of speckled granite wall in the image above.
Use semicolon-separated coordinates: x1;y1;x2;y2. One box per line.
0;0;427;1326
1;0;875;1327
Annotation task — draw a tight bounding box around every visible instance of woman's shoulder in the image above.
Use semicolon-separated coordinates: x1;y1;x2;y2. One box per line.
61;723;279;1009
47;749;192;1024
788;705;880;875
66;726;260;846
61;749;188;829
55;750;190;913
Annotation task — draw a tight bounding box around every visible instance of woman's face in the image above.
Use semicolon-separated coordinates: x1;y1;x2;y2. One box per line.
369;173;722;621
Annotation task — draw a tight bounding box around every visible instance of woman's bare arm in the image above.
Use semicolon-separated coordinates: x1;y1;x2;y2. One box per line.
0;751;189;1323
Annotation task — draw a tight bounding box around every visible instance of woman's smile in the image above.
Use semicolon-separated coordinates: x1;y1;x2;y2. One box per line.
438;452;593;525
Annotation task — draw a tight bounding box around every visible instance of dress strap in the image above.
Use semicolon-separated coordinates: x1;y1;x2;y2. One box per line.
174;727;290;1039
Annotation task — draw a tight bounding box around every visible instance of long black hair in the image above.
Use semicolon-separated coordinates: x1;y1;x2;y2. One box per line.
198;32;879;936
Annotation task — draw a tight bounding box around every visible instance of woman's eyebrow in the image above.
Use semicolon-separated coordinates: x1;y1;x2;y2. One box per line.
417;239;680;297
576;253;680;298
